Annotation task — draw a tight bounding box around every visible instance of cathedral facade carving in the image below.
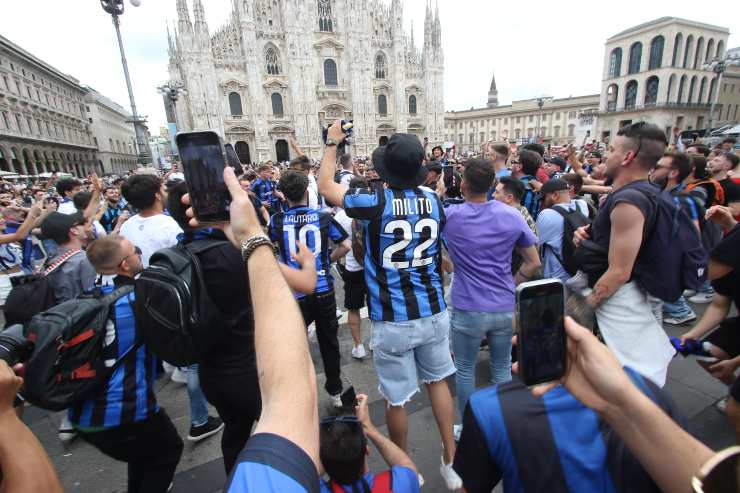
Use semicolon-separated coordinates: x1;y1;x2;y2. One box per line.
168;0;445;163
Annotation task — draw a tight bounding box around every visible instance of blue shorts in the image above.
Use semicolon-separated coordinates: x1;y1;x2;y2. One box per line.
371;310;456;406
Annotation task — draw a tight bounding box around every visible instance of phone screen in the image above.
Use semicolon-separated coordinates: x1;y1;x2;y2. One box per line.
177;131;230;223
517;280;566;386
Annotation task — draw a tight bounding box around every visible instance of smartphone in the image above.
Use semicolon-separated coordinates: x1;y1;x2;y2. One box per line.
176;131;231;224
515;279;566;386
340;386;358;408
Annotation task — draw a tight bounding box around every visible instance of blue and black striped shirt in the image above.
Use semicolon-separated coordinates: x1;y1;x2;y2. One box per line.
68;279;158;429
343;185;446;322
269;206;347;298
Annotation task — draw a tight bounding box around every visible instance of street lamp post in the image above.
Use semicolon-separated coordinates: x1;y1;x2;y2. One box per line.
157;80;187;162
536;97;545;143
703;52;740;132
100;0;151;165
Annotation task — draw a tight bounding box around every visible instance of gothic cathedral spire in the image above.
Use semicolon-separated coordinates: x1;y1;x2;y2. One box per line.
487;72;499;108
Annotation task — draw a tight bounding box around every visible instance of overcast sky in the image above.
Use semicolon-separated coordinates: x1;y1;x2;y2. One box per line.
1;0;738;132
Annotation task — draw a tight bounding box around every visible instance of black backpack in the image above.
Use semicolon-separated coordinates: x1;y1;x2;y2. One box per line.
548;205;591;276
633;186;708;302
22;286;137;411
134;240;228;367
4;249;83;327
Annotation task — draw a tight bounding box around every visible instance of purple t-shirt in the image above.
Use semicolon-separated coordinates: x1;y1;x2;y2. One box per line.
443;200;537;312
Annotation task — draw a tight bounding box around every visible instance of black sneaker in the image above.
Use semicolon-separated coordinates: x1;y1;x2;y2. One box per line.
187;416;224;442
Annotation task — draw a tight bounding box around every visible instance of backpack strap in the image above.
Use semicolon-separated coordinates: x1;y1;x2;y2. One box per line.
43;249;82;276
372;470;393;492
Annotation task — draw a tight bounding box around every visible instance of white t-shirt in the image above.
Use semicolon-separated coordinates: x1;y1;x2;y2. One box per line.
307;174;319;210
58;199;77;215
119;213;183;267
333;209;363;272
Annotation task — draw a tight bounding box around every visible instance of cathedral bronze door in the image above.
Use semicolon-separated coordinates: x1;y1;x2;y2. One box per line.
235;141;251;165
275;139;289;162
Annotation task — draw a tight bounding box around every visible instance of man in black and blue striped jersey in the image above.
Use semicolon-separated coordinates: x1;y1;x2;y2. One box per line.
269;170;351;405
318;123;461;490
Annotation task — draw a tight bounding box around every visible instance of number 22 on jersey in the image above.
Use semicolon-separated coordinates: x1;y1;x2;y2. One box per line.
382;218;438;269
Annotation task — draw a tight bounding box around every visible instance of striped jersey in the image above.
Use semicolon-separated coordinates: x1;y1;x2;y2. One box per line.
251;177;279;210
269;206;348;298
68;280;158;428
519;175;542;219
343;185;446;322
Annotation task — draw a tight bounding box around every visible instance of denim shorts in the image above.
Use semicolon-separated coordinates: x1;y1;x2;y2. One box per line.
370;310;456;406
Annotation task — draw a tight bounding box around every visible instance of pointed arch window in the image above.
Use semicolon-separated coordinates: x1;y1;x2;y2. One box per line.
609;48;622;78
628;42;642;74
229;92;243;116
324;59;338;86
649;36;664;70
378;94;387;116
271;93;284;118
375;53;387;79
266;46;281;75
318;0;333;32
408;95;417;115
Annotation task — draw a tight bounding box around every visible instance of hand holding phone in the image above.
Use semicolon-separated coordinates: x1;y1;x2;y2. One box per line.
516;279;566;386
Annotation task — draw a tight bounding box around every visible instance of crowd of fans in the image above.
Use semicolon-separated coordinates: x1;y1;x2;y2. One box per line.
0;122;738;493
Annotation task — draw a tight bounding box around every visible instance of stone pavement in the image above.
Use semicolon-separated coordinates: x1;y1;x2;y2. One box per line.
22;282;735;493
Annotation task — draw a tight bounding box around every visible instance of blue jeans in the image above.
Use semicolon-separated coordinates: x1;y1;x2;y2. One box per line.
451;309;513;418
182;364;209;427
663;296;694;318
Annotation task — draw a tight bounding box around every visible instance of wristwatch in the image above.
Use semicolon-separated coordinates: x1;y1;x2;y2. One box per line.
240;235;272;262
326;138;338;147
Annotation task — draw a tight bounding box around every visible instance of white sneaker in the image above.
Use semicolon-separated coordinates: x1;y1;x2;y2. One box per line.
688;292;714;304
716;397;728;413
170;368;187;384
351;344;367;359
162;362;175;374
336;308;345;320
683;289;697;298
664;312;697;325
330;393;343;408
453;424;462;442
417;473;425;488
307;324;317;342
58;415;77;443
439;456;462;490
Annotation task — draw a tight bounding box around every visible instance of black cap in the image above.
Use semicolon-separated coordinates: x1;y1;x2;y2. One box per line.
548;156;568;171
540;178;571;195
40;212;85;241
372;134;426;189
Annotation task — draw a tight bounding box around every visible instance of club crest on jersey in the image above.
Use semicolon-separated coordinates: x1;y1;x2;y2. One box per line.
392;197;433;217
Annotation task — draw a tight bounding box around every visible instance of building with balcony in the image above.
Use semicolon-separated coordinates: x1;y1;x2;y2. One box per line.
83;86;138;175
167;0;444;163
443;72;599;152
0;34;100;177
597;17;730;140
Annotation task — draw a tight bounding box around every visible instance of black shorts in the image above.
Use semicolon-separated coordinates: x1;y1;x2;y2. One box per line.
342;268;367;311
706;318;740;358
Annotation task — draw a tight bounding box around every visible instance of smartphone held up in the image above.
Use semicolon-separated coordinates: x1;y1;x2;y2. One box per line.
175;131;232;224
515;279;567;387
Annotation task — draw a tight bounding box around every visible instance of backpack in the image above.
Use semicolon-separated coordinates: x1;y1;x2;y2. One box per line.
335;169;354;185
327;470;393;493
4;249;82;327
632;185;707;302
519;175;542;219
134;240;228;367
686;179;725;207
21;285;137;411
548;205;592;276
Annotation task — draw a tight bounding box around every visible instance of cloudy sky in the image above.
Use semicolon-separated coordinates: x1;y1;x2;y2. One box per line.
2;0;738;131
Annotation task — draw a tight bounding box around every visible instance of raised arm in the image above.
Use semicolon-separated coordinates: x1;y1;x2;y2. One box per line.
317;120;349;208
186;167;320;469
288;134;306;158
82;174;103;223
0;204;42;244
355;394;417;473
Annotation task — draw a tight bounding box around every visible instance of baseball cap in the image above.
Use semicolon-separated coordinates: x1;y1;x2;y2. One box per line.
40;212;85;241
372;134;426;189
540;178;570;195
548;156;568;171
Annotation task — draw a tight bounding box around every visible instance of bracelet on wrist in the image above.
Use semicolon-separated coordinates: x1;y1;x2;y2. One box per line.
240;235;273;262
